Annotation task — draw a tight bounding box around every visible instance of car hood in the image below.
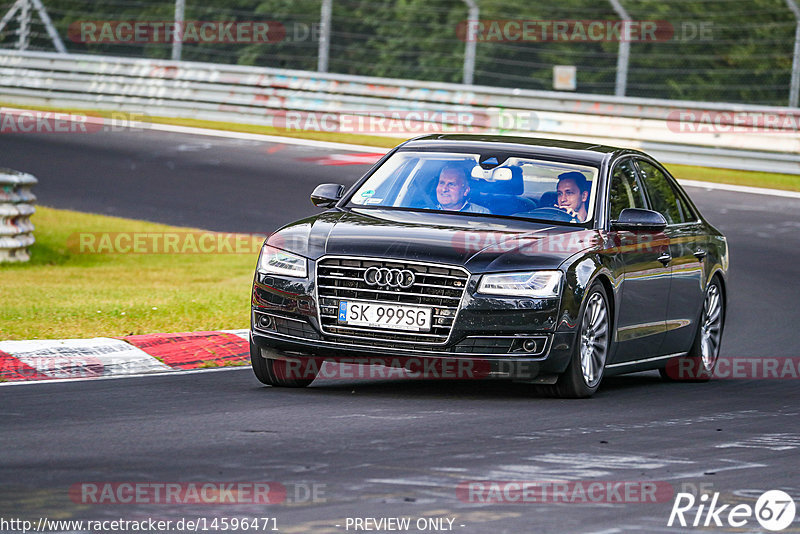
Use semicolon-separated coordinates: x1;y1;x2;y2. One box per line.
267;208;598;273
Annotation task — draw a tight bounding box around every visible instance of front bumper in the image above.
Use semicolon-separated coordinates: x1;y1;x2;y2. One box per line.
251;261;577;379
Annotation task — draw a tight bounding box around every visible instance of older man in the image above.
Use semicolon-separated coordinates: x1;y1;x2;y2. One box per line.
435;166;490;214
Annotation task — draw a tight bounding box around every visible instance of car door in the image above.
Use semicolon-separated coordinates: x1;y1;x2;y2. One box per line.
634;158;706;355
606;157;671;362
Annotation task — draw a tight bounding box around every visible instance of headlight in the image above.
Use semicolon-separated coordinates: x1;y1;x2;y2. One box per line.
257;245;307;278
478;271;562;298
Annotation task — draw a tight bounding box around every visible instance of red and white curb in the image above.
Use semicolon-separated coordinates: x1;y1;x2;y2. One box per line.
0;329;251;383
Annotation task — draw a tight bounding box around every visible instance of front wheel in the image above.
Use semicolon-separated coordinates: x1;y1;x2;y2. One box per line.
551;282;611;398
660;278;724;382
250;339;321;387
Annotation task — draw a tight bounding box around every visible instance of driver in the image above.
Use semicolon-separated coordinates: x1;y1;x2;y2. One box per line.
435;166;490;214
555;171;590;222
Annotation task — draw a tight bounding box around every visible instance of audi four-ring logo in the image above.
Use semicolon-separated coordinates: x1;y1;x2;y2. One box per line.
364;267;415;289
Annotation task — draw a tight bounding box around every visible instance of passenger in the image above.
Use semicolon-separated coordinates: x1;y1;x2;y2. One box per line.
435;166;490;214
555;171;590;222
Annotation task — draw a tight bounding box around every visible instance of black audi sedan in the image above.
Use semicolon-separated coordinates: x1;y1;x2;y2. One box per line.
250;135;728;397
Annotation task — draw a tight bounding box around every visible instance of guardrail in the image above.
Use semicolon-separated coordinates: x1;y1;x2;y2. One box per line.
0;168;37;263
1;49;799;174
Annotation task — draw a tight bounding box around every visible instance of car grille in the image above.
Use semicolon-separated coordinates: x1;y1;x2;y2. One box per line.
316;257;470;344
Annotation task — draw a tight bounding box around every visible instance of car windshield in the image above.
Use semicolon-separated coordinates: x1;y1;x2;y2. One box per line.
347;150;599;224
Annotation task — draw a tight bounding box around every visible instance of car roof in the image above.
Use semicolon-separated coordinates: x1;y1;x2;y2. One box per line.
401;134;633;166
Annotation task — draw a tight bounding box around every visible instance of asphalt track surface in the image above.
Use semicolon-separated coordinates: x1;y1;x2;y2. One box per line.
1;128;799;534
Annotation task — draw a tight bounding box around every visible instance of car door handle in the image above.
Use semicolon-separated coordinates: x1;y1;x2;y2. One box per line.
694;249;707;261
658;252;672;266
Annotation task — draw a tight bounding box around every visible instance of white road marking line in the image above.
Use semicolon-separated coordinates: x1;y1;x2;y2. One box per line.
532;453;694;470
679;178;800;200
142;122;387;153
716;433;800;451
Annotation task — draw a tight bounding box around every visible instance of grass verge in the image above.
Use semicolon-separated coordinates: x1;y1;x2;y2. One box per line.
664;163;800;192
4;102;798;191
0;207;259;340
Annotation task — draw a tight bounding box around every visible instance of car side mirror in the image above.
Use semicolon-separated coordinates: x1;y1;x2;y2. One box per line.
310;183;344;208
611;208;667;231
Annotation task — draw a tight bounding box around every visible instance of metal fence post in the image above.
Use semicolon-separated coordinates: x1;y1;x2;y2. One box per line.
30;0;67;53
462;0;478;85
0;0;22;35
0;0;66;53
17;0;30;51
318;0;332;72
609;0;630;97
787;0;800;108
172;0;185;61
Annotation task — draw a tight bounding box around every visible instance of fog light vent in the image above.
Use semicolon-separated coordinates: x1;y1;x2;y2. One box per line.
508;336;548;356
257;314;275;330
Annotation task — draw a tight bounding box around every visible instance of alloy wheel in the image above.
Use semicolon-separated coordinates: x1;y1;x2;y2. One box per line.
579;292;609;387
700;283;723;373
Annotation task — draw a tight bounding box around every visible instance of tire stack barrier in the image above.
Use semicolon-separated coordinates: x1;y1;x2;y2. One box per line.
0;168;37;262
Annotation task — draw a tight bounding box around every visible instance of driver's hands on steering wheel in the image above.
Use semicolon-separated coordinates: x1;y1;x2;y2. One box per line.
554;204;580;219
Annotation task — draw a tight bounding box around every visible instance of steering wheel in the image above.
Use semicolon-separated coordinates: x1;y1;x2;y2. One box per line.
515;206;578;222
408;195;437;210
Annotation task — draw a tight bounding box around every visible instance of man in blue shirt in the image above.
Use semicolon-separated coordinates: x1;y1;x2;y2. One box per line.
435;166;490;214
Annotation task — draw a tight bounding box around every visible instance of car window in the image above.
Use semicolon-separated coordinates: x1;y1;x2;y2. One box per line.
636;160;683;225
347;151;599;224
676;193;698;223
608;158;646;221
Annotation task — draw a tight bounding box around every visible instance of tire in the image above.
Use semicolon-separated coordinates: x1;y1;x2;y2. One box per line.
250;339;320;387
659;277;724;382
550;282;611;398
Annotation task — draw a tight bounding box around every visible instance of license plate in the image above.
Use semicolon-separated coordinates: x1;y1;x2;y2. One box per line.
337;300;432;332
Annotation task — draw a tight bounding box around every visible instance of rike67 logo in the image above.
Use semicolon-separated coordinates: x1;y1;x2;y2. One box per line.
668;490;796;531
